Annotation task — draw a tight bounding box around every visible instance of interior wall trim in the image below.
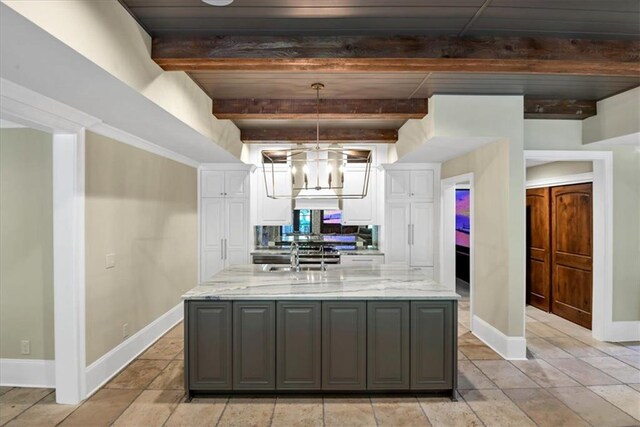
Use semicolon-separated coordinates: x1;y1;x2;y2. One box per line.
0;359;55;388
85;302;183;398
526;172;593;189
472;315;527;360
90;123;200;168
607;321;640;342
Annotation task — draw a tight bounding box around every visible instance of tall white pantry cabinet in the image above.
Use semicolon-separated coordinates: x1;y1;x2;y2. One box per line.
383;165;439;278
199;167;251;282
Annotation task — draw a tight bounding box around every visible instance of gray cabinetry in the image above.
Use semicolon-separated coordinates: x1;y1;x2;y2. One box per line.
277;302;321;390
186;301;232;390
367;301;410;389
411;301;455;390
233;301;276;390
322;301;367;390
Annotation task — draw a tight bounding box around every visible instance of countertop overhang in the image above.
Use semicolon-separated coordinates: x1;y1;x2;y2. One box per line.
183;264;459;301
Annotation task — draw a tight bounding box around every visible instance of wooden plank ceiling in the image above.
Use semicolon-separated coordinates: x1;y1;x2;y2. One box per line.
120;0;640;143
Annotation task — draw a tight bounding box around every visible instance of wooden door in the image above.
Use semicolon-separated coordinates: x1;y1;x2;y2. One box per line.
526;188;551;311
551;183;593;329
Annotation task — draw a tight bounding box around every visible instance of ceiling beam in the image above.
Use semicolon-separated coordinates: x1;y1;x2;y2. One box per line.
524;98;597;120
241;128;397;143
213;98;428;120
152;35;639;76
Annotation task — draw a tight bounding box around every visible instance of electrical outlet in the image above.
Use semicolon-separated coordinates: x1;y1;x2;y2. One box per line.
106;253;116;269
20;340;30;355
122;323;129;339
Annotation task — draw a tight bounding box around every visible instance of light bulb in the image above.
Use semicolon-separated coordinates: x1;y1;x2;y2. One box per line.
202;0;233;5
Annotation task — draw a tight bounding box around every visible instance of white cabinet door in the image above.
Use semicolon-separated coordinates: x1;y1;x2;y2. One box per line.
201;198;225;280
385;170;410;200
225;198;249;267
201;171;226;198
256;168;292;225
409;170;434;200
342;168;376;225
410;202;434;267
386;202;411;265
225;171;249;198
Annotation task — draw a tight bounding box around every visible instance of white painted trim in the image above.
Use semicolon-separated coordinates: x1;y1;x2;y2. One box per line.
85;302;183;397
523;150;615;341
526;172;593;189
53;132;87;404
606;321;640;342
473;316;527;360
440;173;474;330
90;123;200;168
199;163;255;171
0;359;55;388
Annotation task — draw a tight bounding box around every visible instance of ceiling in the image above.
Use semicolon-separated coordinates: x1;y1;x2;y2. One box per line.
120;0;640;141
121;0;640;39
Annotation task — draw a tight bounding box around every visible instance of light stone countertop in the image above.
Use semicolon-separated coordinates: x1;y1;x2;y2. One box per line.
183;264;459;300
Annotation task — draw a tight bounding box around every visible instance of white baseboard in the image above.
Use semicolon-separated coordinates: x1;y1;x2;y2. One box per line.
606;321;640;342
0;359;55;388
472;315;527;360
85;302;183;397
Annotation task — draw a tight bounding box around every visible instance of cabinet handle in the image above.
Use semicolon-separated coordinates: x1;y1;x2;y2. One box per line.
224;239;227;260
408;224;411;245
412;224;415;245
220;239;224;260
351;258;373;262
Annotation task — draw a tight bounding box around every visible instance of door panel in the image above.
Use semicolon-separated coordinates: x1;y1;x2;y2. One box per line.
551;183;593;329
526;188;551;311
410;202;434;267
411;302;453;390
342;168;376;225
225;171;249;198
233;302;276;389
257;167;292;225
187;302;232;390
367;302;410;390
386;202;411;265
386;170;410;200
201;170;226;197
277;302;321;390
322;302;366;390
225;198;248;267
201;198;225;280
410;170;434;200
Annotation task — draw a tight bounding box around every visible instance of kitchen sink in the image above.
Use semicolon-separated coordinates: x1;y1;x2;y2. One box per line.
265;265;326;272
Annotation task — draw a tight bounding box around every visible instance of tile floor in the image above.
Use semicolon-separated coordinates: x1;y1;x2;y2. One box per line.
1;298;639;426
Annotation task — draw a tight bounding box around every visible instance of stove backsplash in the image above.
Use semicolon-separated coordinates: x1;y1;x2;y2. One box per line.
255;225;379;250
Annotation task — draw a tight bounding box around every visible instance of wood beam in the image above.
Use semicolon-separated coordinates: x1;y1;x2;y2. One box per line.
213;98;428;120
524;98;597;120
152;35;639;76
241;128;397;143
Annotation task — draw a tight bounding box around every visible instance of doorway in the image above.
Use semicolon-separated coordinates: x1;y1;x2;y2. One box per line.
526;181;593;329
523;151;613;342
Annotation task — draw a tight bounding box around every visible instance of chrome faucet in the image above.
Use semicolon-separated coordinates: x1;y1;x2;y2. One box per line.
290;241;300;272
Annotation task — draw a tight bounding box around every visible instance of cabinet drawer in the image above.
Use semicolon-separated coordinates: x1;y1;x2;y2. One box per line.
340;255;384;266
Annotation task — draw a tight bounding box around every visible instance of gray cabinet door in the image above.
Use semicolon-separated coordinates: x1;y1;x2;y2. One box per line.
411;301;454;390
322;301;366;390
233;301;276;390
186;301;232;390
277;301;321;390
367;301;410;389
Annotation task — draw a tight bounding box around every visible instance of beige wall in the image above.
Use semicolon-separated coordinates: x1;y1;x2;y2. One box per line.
524;119;640;321
0;128;54;360
85;131;197;365
526;161;593;182
442;139;512;335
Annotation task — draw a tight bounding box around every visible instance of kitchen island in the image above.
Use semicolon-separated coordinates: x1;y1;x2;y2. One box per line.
183;264;459;399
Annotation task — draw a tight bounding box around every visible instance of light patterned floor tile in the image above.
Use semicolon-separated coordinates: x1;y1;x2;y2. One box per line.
473;360;539;389
457;361;496;390
580;356;640;383
60;389;142;427
545;336;606;358
323;397;376;427
217;397;275;427
113;390;183;427
503;388;588;427
4;393;78;427
548;386;638;427
527;337;574;359
270;397;323;427
546;358;621;386
587;384;640;421
164;397;227;427
512;359;580;387
460;389;536;426
371;396;430;427
417;395;482;427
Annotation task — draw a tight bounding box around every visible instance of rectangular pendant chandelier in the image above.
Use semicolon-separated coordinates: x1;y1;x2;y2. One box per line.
261;146;372;200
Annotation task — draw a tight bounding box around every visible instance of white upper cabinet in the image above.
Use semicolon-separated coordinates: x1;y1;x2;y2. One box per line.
201;170;226;197
409;170;434;201
201;170;249;198
342;168;377;225
386;170;411;200
256;167;292;225
386;170;434;201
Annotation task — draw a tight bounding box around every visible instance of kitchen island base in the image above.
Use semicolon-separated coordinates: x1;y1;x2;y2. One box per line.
184;299;457;399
